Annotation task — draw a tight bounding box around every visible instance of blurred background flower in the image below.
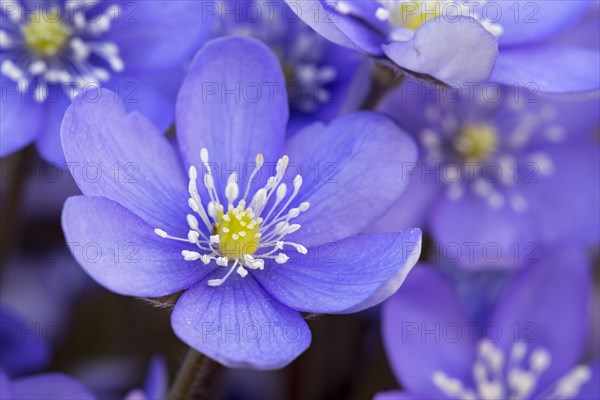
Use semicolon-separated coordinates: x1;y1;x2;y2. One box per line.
368;80;600;267
378;245;598;400
214;0;372;134
0;0;214;163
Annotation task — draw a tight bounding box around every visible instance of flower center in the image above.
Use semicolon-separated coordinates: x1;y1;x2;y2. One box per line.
154;148;310;287
1;1;123;102
214;205;261;259
375;0;441;31
455;124;498;161
22;9;71;57
432;340;592;400
368;0;504;37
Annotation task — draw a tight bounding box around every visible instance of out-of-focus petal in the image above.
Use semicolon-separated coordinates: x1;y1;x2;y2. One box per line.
383;18;498;86
382;267;475;398
490;44;600;92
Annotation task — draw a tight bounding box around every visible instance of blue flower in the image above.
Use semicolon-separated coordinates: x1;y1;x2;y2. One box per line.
0;369;95;399
285;1;599;91
0;0;214;163
214;0;370;133
378;245;599;399
368;80;599;267
60;36;422;369
285;0;499;85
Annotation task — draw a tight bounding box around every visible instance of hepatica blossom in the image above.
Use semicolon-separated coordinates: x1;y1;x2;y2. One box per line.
286;0;599;91
378;245;599;400
368;81;600;266
0;0;213;162
213;0;370;132
60;36;421;369
286;0;499;85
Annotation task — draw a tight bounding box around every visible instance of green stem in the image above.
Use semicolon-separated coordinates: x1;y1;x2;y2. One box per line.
168;349;205;400
168;349;221;400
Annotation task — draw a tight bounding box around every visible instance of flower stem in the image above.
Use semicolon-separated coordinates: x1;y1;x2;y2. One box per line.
168;348;205;400
360;63;405;111
168;348;222;400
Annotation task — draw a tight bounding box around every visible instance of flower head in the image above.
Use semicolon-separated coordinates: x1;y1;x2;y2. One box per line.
368;80;600;266
378;245;599;400
285;0;499;85
213;0;370;130
285;0;599;91
61;36;421;369
0;0;213;163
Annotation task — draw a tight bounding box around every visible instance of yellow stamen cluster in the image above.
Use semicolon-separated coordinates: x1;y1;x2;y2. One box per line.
455;124;498;161
392;1;440;31
214;205;262;259
22;9;71;57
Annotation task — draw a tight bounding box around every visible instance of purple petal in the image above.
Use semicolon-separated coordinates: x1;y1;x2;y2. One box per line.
522;140;600;245
61;88;189;234
176;36;288;195
489;245;591;396
489;0;592;46
0;77;43;157
374;390;418;400
0;370;13;400
35;92;70;165
550;10;600;50
383;18;498;86
0;307;51;377
105;0;214;71
107;73;175;133
430;192;536;268
62;196;212;297
12;373;95;400
171;275;311;370
254;229;421;314
382;267;475;398
491;44;600;92
283;0;382;54
284;112;418;245
365;162;442;234
144;355;168;400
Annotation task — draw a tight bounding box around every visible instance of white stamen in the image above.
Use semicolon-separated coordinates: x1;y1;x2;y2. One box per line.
187;230;200;243
236;265;248;277
154;149;308;286
225;173;239;205
0;30;13;48
275;253;289;264
187;214;200;231
154;228;168;238
28;60;47;75
182;250;202;261
216;257;228;266
375;7;390;21
208;260;239;287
